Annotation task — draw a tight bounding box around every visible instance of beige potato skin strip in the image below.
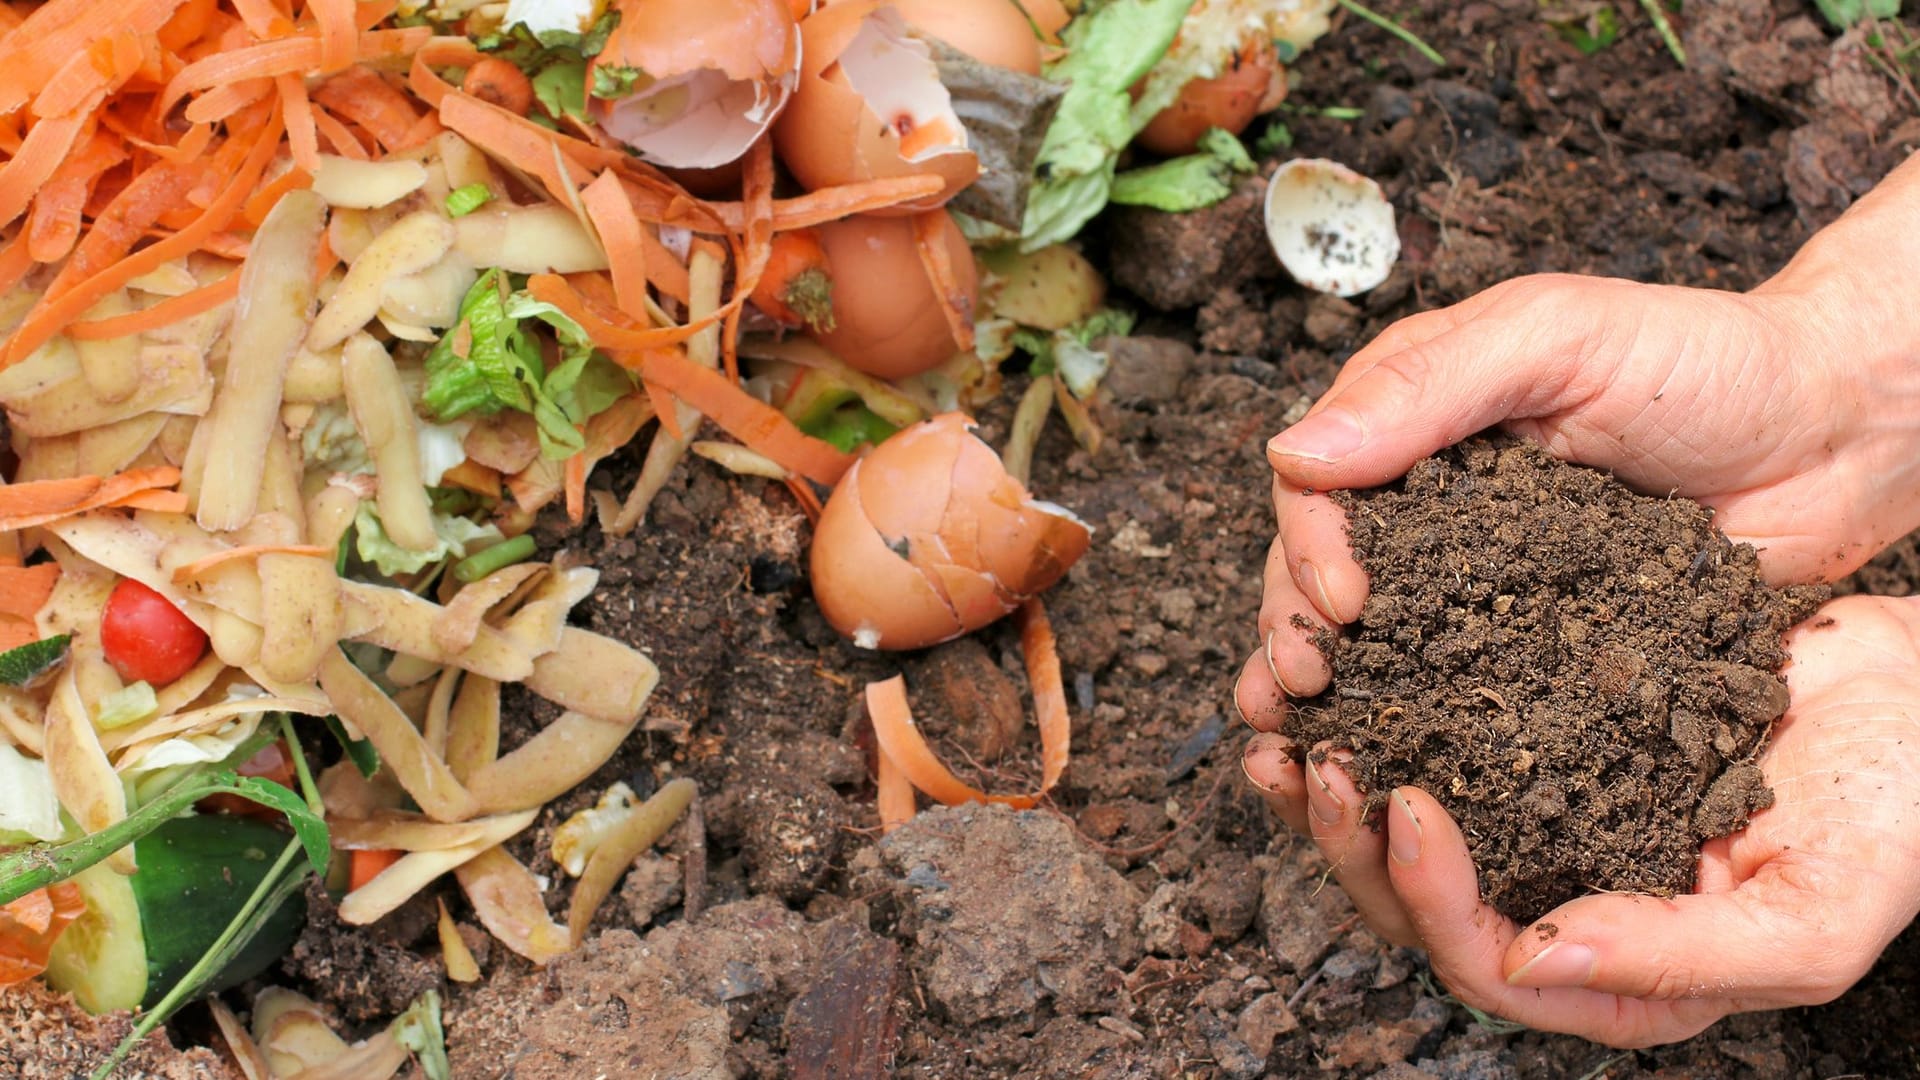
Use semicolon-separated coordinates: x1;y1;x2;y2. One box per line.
196;189;326;532
46;667;134;874
464;708;641;815
521;626;659;723
444;672;500;785
317;649;480;823
336;807;537;925
340;581;535;681
328;808;527;852
454;845;572;964
340;332;437;551
258;551;345;685
566;778;695;944
308;211;454;351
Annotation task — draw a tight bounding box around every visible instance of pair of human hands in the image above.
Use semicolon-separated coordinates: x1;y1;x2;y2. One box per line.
1237;265;1920;1047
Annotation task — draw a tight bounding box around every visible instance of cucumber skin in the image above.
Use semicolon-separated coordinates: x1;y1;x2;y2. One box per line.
132;815;308;1006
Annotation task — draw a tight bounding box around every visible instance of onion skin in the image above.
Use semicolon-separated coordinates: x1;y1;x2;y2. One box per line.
812;211;976;380
810;414;1090;650
1136;37;1280;157
890;0;1042;74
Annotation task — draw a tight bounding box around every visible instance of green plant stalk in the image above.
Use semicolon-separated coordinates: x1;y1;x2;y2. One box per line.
92;840;310;1080
0;772;245;905
1336;0;1446;67
278;713;324;816
1639;0;1686;67
452;533;537;582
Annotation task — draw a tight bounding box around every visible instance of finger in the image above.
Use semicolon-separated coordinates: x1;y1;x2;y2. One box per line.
1233;645;1287;733
1257;534;1335;697
1305;753;1417;945
1242;732;1309;834
1267;279;1600;491
1381;787;1710;1044
1502;861;1885;1006
1276;480;1367;625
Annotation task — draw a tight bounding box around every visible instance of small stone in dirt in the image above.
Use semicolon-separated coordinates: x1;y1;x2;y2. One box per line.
1098;335;1194;407
1189;1007;1266;1080
856;802;1145;1023
1190;850;1261;942
1235;992;1300;1058
1289;436;1827;923
621;851;685;928
904;638;1025;762
1255;846;1354;974
735;770;852;903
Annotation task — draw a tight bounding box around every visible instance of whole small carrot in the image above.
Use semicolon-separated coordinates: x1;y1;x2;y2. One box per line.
461;57;534;116
748;227;835;333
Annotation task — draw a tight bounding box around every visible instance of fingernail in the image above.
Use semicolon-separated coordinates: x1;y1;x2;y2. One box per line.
1241;753;1280;794
1388;790;1422;865
1264;628;1286;690
1231;668;1253;730
1506;942;1597;989
1269;410;1366;464
1305;758;1344;827
1299;560;1339;622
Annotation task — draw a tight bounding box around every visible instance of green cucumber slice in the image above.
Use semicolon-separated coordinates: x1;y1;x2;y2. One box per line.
43;815;308;1012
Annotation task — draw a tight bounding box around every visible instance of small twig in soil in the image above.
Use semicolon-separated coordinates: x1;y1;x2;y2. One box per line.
680;794;709;921
1285;958;1330;1011
1336;0;1446;67
1638;0;1686;67
1574;1051;1637;1080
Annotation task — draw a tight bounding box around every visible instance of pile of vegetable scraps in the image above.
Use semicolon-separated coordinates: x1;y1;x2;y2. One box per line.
0;0;1346;1073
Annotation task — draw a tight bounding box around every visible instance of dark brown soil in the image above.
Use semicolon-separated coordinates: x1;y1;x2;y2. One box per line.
1284;437;1827;923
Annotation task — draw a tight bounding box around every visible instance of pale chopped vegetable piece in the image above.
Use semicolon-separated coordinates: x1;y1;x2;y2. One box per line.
193;190;326;532
45;667;133;873
452;205;608;274
312;155;432;209
284;347;345;404
93;681;158;731
566;777;694;944
550;781;637;877
0;740;63;842
437;899;481;983
73;291;141;404
342;333;437;552
257;551;345;685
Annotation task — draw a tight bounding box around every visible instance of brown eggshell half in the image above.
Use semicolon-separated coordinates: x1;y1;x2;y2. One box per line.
591;0;799;170
810;413;1090;650
772;0;980;211
812;210;977;380
890;0;1042;75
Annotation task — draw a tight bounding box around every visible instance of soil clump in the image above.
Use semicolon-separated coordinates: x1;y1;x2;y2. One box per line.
1287;437;1826;921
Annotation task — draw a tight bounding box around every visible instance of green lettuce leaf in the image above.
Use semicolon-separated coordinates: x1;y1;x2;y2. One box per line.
354;501;503;577
423;271;634;460
1019;0;1194;251
1110;127;1256;212
532;59;590;122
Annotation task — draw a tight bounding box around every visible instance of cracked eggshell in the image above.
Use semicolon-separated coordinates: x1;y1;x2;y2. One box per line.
810;413;1090;650
1263;158;1399;298
772;0;980;212
812;210;976;380
890;0;1042;75
590;0;799;170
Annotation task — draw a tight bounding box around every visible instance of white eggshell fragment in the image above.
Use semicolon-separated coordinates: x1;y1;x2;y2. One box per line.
1263;158;1399;297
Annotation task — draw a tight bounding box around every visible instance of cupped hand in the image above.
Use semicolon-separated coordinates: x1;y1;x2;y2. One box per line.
1242;594;1920;1047
1235;267;1920;729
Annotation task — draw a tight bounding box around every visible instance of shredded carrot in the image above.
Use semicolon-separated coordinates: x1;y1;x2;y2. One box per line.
160;28;428;120
278;73;321;173
914;208;976;354
311;0;358;74
0;0;186;118
170;544;332;584
706;174;948;232
242;165;313;227
0;564;61;620
630;345;855;487
0;882;86;989
581;171;649;316
348;848;402;891
310;104;373;158
0;234;32;297
875;747;917;835
0;466;185;533
311;65;421;150
865;599;1071;812
0;108;97;231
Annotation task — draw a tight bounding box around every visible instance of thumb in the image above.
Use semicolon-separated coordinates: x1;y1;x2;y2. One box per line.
1503;866;1873;1005
1267;280;1600;490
